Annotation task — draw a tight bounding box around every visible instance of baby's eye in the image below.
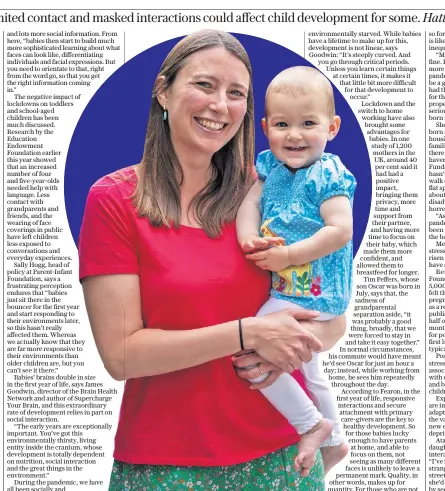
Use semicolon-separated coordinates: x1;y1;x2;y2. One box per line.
303;120;316;127
275;122;288;128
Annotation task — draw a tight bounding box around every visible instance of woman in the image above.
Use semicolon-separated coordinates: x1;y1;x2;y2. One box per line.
79;30;346;490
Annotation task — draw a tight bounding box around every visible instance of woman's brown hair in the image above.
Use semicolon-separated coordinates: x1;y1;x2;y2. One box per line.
134;30;255;238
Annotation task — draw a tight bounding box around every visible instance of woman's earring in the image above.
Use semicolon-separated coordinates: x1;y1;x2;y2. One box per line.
163;105;168;121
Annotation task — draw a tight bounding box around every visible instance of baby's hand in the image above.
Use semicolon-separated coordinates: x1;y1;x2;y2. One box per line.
246;245;291;272
241;235;284;253
239;234;261;252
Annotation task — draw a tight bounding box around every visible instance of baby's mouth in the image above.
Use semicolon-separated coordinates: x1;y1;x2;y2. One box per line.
285;146;307;151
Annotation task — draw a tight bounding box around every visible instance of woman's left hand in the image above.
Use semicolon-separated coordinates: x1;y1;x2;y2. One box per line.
232;352;284;389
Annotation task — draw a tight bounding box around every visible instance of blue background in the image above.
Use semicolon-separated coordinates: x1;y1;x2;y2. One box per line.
65;34;371;254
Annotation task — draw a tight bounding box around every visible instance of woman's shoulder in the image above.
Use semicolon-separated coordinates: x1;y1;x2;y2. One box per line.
90;165;137;190
89;165;138;201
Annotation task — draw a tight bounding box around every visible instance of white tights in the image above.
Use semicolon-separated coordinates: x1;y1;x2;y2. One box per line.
252;297;344;447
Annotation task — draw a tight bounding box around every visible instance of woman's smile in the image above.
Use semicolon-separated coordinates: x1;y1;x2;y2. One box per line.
195;117;228;132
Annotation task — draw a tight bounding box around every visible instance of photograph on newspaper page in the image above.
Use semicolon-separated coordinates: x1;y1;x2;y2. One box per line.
4;7;429;491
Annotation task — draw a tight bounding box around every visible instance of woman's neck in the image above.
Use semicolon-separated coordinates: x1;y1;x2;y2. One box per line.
181;162;212;194
175;149;213;227
174;144;212;192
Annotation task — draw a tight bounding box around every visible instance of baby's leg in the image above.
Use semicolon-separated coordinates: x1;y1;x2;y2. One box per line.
258;372;333;476
253;297;333;476
301;348;348;474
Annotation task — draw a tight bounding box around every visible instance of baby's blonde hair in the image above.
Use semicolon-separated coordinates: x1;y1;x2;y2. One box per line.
266;66;335;118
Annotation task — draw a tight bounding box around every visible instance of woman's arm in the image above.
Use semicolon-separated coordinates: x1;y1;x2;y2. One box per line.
234;314;347;388
83;274;323;381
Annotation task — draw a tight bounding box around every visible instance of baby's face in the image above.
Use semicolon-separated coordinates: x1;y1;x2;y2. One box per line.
263;90;340;170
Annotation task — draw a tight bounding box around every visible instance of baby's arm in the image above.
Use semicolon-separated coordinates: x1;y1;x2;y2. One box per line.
246;195;352;271
236;181;283;252
287;195;352;266
236;181;263;250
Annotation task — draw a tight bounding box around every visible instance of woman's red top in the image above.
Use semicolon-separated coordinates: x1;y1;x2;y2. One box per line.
79;167;302;465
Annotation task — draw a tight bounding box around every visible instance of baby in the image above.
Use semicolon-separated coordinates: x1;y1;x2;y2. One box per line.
237;66;356;476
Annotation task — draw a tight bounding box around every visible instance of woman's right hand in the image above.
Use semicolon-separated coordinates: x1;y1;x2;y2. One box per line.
242;309;323;373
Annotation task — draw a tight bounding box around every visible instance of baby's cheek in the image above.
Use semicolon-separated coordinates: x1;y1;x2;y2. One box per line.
266;129;278;141
268;132;284;152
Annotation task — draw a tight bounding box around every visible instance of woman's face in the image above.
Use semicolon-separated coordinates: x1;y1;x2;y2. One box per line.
159;47;250;162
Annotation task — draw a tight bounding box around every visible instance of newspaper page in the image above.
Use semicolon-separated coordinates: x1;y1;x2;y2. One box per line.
1;5;439;490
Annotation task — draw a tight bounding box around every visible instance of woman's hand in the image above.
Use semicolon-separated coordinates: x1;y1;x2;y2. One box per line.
234;314;346;387
242;309;323;373
303;314;347;352
232;352;284;389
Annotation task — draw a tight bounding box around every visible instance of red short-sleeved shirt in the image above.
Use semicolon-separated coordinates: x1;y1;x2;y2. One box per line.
79;167;302;465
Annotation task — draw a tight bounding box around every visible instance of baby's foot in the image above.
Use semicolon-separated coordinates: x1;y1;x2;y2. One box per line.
295;418;333;477
321;442;349;475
